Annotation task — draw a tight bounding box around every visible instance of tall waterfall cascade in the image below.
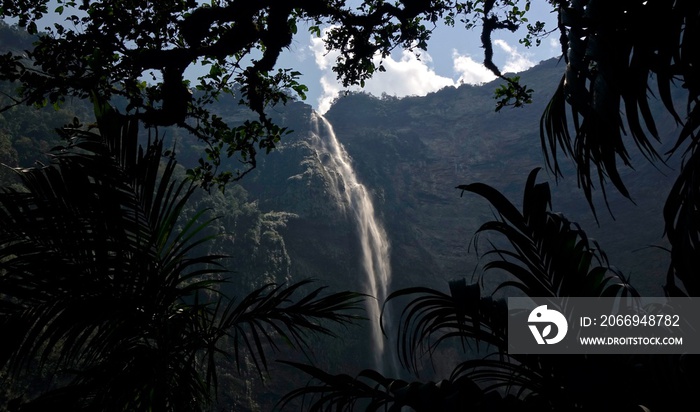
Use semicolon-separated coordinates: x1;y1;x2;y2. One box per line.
309;112;397;374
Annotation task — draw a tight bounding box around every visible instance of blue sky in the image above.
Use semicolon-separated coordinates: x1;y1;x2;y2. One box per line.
276;2;561;113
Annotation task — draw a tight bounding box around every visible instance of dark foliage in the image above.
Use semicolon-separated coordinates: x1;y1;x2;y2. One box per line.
280;169;691;411
0;103;364;410
3;1;700;410
0;1;546;187
539;0;700;296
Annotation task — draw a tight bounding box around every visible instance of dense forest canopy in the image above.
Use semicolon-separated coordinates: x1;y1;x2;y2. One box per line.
0;0;549;187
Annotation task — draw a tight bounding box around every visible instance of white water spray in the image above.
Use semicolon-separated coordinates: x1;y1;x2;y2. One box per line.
309;112;397;375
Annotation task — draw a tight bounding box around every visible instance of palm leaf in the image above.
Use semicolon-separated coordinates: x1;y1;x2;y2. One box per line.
458;168;637;298
384;281;507;375
1;104;367;410
0;105;226;409
541;0;700;294
279;360;493;412
217;280;365;375
540;0;700;214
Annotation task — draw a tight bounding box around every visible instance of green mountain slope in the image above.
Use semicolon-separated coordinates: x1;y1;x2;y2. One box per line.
320;58;679;296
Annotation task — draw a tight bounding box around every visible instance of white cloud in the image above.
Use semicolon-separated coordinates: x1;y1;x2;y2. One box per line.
311;32;338;71
310;29;535;113
310;29;344;113
549;37;562;54
311;28;456;113
358;50;454;97
452;51;497;85
317;75;343;115
494;39;536;73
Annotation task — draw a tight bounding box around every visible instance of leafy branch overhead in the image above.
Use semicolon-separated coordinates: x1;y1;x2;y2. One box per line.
540;1;698;205
0;0;548;188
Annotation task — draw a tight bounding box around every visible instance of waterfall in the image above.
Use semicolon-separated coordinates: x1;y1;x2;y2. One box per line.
309;112;397;375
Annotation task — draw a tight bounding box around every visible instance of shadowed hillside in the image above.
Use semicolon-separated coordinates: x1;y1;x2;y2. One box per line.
320;58;680;296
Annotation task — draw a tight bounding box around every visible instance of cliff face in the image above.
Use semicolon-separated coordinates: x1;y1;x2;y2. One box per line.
237;105;364;290
1;53;676;301
239;58;677;304
320;65;559;294
171;58;684;410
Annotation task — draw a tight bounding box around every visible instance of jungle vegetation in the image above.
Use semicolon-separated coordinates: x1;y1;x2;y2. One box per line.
1;0;699;410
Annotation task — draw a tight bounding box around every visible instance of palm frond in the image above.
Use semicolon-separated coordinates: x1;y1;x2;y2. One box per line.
0;105;226;409
279;362;494;412
218;280;365;375
1;104;368;409
541;0;700;216
385;281;507;374
457;168;637;298
279;358;552;412
663;146;700;296
277;362;396;412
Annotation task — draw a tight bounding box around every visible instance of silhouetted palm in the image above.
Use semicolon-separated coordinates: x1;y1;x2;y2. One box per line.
0;103;363;411
281;0;700;401
283;2;700;409
541;0;700;295
281;169;655;411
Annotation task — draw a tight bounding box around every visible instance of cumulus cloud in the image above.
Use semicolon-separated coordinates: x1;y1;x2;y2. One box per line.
311;29;455;113
452;52;497;85
494;39;536;73
359;50;454;97
549;37;562;54
310;31;344;113
311;28;535;113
